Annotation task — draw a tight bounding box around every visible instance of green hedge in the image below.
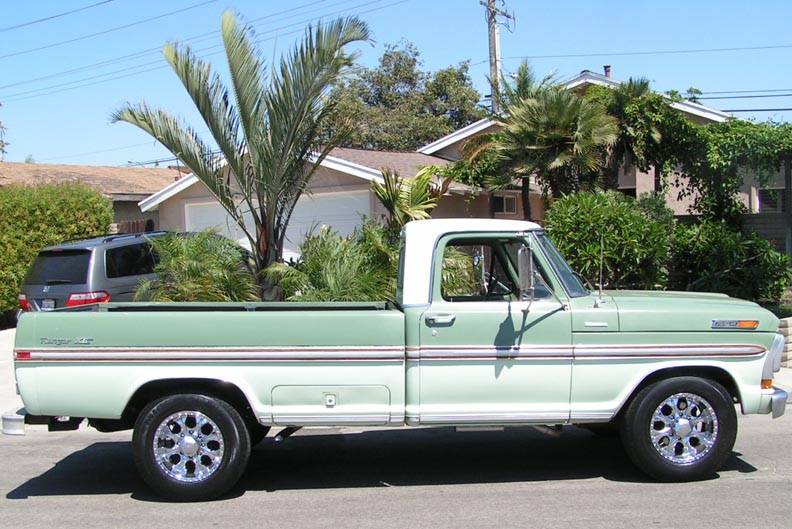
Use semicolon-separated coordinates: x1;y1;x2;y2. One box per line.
0;183;113;318
544;191;672;289
670;220;792;301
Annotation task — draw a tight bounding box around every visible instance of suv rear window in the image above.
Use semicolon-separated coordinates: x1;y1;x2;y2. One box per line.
25;250;90;285
106;242;157;278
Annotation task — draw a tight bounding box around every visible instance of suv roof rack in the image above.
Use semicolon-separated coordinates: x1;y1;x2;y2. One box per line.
60;231;168;244
101;231;168;243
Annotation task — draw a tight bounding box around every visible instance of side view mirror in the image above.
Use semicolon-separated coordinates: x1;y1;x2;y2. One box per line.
517;244;535;299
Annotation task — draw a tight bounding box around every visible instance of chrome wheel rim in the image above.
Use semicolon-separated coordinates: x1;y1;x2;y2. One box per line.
650;392;718;464
153;410;225;482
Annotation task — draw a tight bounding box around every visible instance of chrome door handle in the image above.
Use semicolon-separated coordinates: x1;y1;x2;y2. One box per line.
425;314;456;325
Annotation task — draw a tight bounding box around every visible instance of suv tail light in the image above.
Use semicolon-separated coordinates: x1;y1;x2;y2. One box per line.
66;291;111;307
18;294;31;311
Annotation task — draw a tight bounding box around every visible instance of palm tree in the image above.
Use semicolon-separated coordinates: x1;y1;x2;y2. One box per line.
371;165;454;231
112;12;371;298
598;77;662;190
464;81;617;218
500;88;617;199
490;60;556;112
463;61;568;219
135;231;260;302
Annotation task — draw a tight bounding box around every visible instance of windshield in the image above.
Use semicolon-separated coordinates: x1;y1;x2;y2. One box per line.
534;232;589;298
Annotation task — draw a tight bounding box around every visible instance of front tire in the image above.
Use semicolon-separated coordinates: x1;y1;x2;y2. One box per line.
133;394;251;501
621;377;737;482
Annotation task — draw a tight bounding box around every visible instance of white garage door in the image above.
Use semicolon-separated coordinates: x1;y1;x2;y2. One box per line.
184;190;370;261
284;190;370;259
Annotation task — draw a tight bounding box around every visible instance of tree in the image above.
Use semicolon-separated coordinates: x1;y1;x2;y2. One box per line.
112;12;371;298
490;60;556;111
264;220;398;302
465;86;617;218
544;191;673;289
322;41;486;150
585;80;698;194
500;88;617;199
371;165;453;231
460;61;616;219
675;119;792;225
135;231;260;302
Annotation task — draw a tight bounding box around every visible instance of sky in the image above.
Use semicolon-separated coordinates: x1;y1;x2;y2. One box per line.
2;0;792;167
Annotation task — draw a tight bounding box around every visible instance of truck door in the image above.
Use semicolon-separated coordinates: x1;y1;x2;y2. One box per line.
416;234;573;425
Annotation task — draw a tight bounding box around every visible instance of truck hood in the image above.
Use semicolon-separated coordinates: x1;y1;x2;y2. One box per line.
606;290;779;333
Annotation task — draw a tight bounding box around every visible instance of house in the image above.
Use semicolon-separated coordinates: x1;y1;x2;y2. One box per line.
0;162;180;232
420;68;737;217
139;147;526;259
140;67;787;256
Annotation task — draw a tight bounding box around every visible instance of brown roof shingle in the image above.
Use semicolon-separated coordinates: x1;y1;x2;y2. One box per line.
0;162;181;198
329;147;450;176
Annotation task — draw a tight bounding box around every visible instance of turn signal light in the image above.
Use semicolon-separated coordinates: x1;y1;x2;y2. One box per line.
761;379;774;389
736;320;760;329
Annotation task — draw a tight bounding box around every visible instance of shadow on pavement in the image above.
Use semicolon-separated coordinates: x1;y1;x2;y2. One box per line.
6;441;141;499
5;426;758;501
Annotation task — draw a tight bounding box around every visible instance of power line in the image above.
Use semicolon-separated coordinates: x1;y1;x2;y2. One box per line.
474;43;792;64
0;1;114;32
0;0;217;60
700;93;792;100
701;88;792;95
0;0;355;91
38;141;163;162
724;108;792;113
0;0;407;103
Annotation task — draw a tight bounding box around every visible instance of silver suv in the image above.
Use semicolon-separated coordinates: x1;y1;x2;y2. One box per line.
18;232;164;312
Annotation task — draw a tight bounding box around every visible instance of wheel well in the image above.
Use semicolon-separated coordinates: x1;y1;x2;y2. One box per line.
614;367;741;422
120;378;258;430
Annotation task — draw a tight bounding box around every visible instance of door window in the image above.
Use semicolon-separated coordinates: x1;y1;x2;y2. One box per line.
439;238;551;302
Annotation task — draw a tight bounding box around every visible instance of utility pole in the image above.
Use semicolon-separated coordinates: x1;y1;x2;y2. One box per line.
481;0;513;114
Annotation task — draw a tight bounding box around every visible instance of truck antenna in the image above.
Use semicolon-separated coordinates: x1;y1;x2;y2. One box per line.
595;235;606;307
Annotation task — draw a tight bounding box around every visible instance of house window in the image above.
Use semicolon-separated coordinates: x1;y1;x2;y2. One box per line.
493;195;517;215
759;189;786;213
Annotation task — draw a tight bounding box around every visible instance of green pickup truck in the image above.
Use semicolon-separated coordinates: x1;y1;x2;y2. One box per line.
4;218;788;501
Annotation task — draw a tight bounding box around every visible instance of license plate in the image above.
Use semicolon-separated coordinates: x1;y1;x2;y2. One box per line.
41;299;55;311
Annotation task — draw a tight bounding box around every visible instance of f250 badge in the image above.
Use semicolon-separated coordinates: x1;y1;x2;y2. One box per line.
40;337;94;346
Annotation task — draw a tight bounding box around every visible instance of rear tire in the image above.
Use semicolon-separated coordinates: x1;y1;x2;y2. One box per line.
133;394;251;501
620;377;736;482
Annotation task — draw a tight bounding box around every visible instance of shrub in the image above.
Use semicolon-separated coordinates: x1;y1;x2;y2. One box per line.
264;220;399;302
134;231;260;302
543;191;673;289
670;220;792;301
0;183;113;320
